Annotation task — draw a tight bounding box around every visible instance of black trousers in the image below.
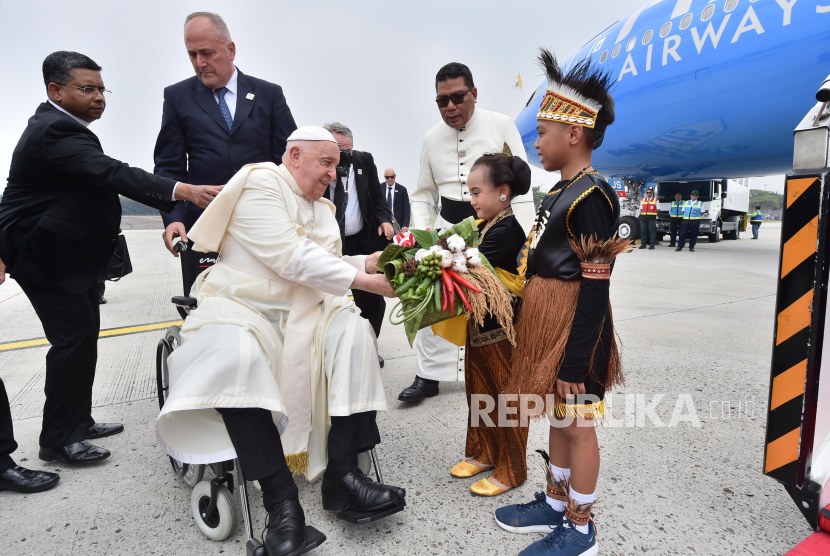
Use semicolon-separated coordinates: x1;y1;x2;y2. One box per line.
669;219;682;245
0;378;17;472
678;222;700;249
17;282;99;449
344;232;386;338
639;217;657;246
219;407;380;493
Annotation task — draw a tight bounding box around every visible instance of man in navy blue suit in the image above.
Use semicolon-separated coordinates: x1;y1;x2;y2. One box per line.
382;168;410;232
154;12;297;254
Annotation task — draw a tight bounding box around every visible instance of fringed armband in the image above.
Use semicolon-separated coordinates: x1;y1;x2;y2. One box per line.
580;261;610;280
568;233;634;272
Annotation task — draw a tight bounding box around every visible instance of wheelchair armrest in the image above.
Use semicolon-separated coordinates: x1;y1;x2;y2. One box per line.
172;296;198;308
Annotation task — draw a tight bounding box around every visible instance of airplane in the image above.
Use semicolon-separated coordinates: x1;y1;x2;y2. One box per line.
515;0;830;182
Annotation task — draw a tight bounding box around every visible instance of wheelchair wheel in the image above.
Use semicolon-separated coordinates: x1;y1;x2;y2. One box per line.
183;463;206;487
191;480;237;541
156;326;187;477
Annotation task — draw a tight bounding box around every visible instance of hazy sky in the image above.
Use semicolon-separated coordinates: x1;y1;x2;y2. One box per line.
0;0;785;195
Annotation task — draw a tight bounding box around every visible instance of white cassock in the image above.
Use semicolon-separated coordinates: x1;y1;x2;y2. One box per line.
156;162;387;482
410;108;533;382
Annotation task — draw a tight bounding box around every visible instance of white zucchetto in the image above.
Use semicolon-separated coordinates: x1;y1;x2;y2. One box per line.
287;126;337;143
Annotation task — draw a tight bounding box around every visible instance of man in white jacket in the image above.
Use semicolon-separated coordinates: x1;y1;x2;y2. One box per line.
399;62;534;403
156;127;405;556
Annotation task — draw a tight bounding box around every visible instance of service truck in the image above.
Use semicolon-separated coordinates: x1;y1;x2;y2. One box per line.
614;179;750;243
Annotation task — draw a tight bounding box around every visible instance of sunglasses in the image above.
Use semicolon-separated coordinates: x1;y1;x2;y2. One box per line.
384;175;396;179
435;86;473;108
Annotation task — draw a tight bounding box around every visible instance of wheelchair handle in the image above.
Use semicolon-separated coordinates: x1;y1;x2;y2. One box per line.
174;240;188;254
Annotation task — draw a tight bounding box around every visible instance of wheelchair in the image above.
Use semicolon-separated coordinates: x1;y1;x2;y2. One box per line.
155;241;394;555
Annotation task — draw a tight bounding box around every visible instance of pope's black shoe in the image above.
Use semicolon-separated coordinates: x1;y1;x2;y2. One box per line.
0;466;60;493
378;356;385;368
85;423;124;440
397;376;439;402
39;441;110;464
264;498;307;556
321;468;405;512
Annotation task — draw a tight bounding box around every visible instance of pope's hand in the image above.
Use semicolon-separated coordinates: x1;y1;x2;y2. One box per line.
365;251;383;274
0;254;6;286
378;222;394;241
163;222;188;257
351;272;397;298
176;183;224;209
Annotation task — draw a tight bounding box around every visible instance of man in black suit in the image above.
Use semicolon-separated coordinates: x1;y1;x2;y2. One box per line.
323;123;394;365
155;12;297;254
382;169;410;232
0;52;219;488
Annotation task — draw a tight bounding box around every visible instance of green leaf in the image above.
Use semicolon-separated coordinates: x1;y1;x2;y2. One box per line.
429;230;440;244
411;229;436;249
402;247;419;260
377;243;405;269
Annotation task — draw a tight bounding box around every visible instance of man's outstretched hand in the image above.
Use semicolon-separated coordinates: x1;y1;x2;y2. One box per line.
176;183;224;209
0;254;6;285
163;222;188;257
365;251;383;275
377;222;394;241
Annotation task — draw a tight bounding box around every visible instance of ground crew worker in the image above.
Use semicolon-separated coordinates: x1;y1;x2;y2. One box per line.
676;190;703;252
669;192;683;247
749;205;763;239
639;186;658;249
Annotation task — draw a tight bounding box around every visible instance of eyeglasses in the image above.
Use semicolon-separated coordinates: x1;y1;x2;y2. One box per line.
56;83;112;98
435;86;473;108
384;175;396;180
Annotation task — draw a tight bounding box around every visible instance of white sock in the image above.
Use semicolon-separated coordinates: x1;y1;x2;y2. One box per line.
568;486;594;534
545;463;570;512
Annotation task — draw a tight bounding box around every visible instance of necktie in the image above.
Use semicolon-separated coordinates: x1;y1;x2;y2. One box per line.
216;87;233;131
333;178;346;224
387;186;393;207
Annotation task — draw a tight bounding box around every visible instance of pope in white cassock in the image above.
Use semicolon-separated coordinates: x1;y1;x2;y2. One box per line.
156;127;406;556
398;62;534;403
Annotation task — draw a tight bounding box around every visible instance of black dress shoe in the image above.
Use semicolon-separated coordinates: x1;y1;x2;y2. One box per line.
0;466;60;493
675;247;683;251
690;247;695;252
397;376;439;402
85;423;124;440
39;441;110;464
98;296;107;304
378;355;384;368
321;468;405;512
638;245;647;249
648;245;655;250
264;498;307;556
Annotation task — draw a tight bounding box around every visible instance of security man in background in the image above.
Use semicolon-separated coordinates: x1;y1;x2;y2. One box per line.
639;186;658;250
155;11;297;254
749;205;763;239
676;190;704;252
668;192;683;247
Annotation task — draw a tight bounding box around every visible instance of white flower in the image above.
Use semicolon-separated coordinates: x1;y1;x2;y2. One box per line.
454;262;468;273
446;234;466;254
453;253;468;272
439;250;453;268
414;249;429;262
466;255;482;267
464;247;479;260
429;245;442;253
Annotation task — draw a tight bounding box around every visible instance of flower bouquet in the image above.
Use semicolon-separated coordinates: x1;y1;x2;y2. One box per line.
378;217;516;346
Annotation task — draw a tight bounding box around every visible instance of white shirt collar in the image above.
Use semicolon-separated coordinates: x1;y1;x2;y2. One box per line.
48;99;91;128
222;69;238;95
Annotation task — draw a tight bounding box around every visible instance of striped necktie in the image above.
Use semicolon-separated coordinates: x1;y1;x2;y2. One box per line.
215;87;233;131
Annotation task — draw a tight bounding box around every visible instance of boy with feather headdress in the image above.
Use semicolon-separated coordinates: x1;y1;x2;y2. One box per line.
494;48;630;556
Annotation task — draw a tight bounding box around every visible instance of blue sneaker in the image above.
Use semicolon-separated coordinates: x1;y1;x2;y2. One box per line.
494;491;565;534
518;520;598;556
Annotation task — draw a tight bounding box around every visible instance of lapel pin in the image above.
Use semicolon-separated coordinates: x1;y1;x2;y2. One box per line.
459;150;466;157
357;169;363;175
246;93;255;100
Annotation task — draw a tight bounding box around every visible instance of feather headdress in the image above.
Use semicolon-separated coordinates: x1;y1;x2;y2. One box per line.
535;48;614;130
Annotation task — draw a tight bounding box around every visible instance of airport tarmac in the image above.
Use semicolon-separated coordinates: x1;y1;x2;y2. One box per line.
0;222;813;555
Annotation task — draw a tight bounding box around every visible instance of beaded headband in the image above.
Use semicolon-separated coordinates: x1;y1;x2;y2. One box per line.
536;84;601;129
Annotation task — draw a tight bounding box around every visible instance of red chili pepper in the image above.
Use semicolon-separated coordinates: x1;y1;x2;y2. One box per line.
441;270;455;312
447;269;483;293
441;280;449;312
454;280;473;313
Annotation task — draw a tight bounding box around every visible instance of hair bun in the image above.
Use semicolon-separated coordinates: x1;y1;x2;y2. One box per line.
509;156;531;197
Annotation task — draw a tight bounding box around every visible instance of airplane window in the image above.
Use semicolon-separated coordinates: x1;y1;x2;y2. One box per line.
725;0;739;12
679;13;693;30
600;50;609;63
660;22;672;38
642;30;653;44
612;44;621;58
626;37;637;52
701;5;715;20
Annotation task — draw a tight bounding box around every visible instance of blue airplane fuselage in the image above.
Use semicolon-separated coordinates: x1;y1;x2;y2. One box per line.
516;0;830;181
